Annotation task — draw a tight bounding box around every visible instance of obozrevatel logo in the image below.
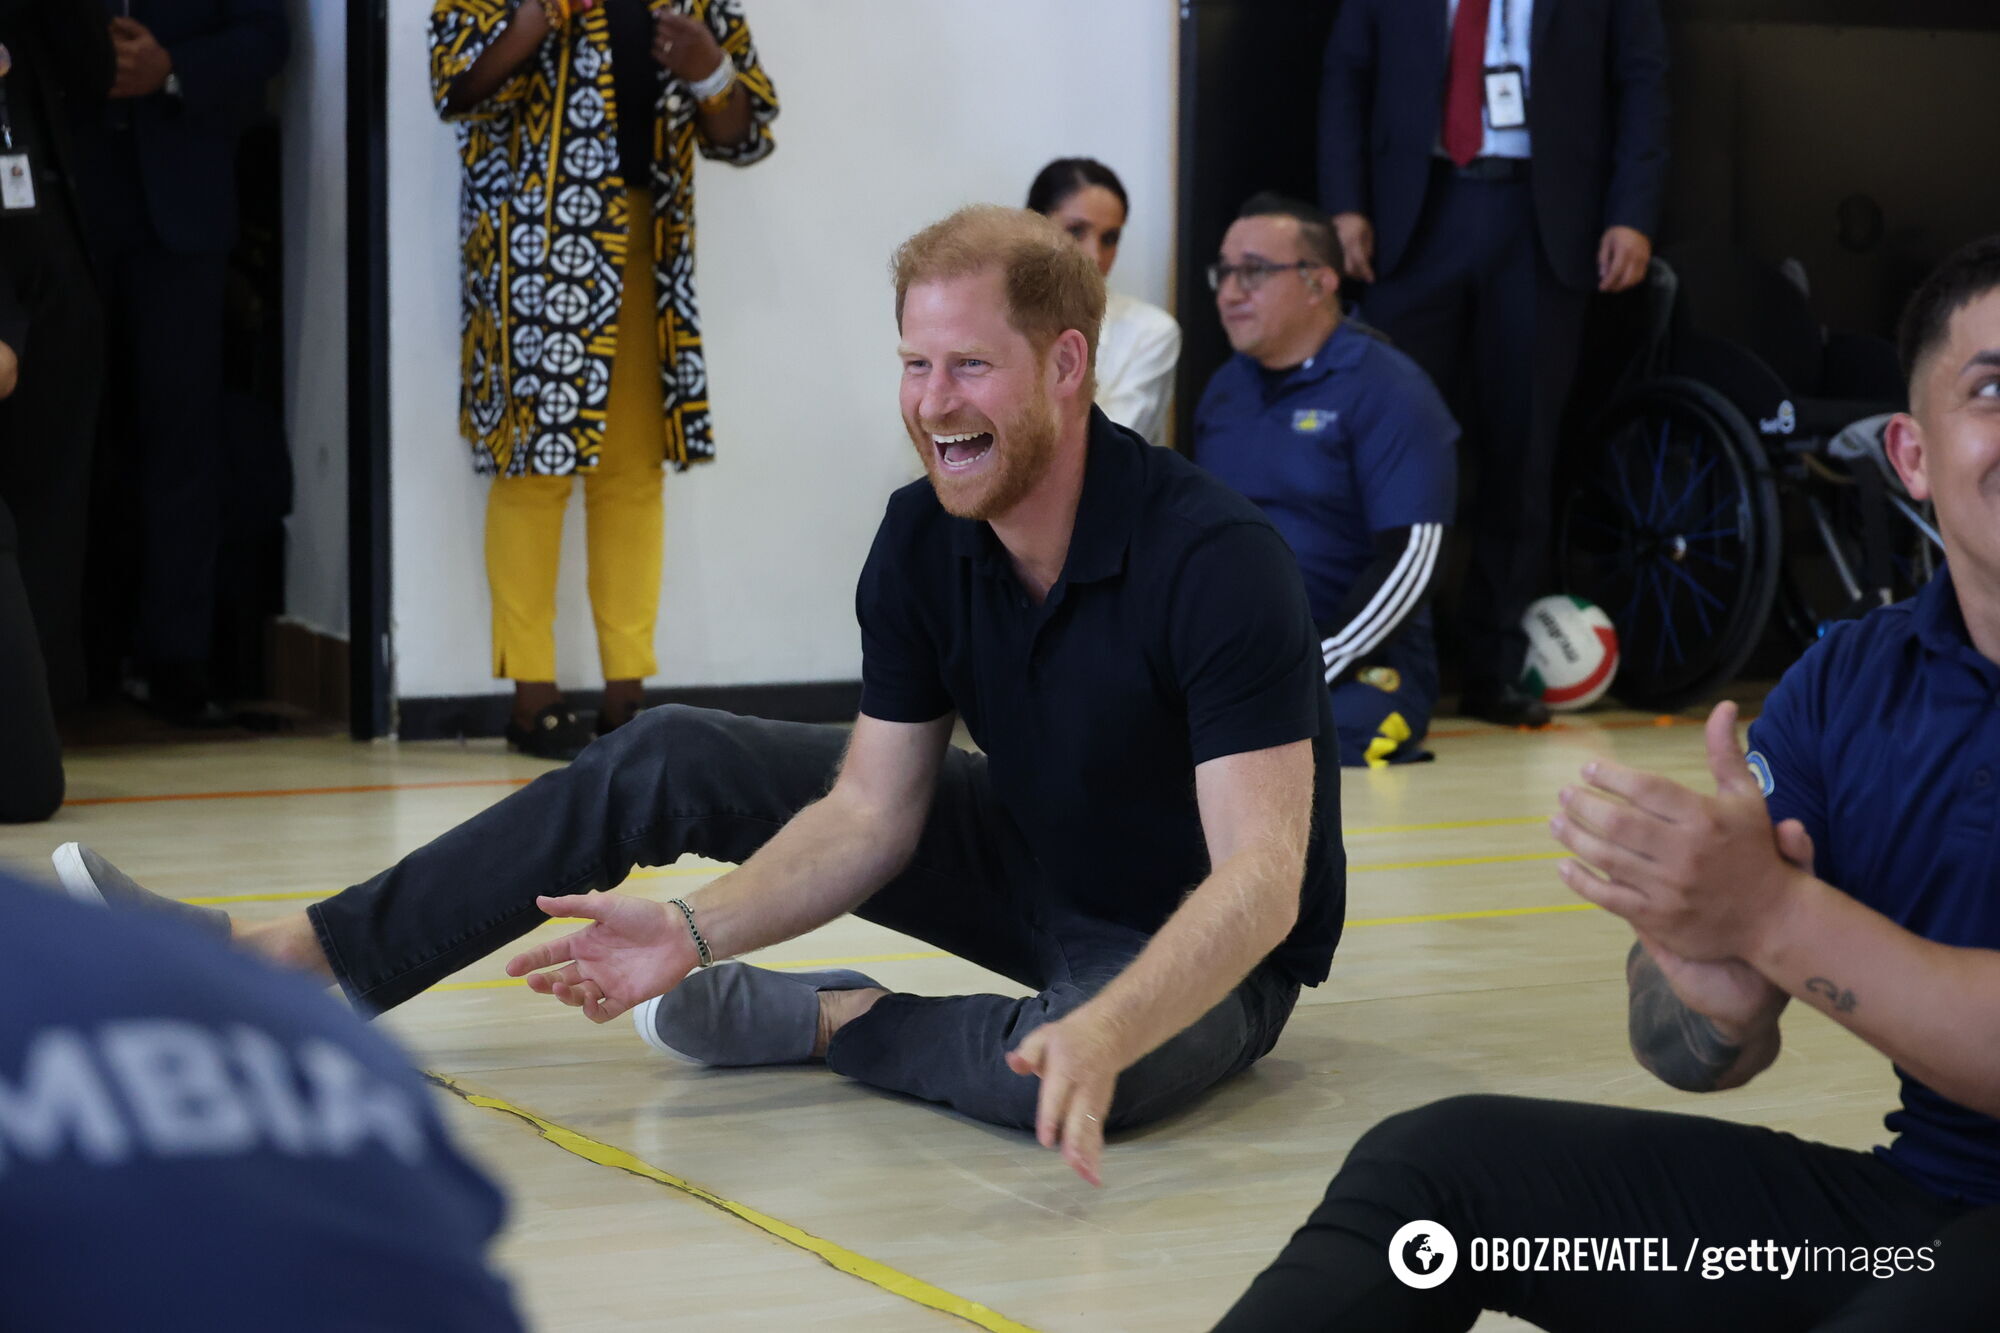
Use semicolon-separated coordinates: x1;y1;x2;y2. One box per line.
1388;1220;1459;1289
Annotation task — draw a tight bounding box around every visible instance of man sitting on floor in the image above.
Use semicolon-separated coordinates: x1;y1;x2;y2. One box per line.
1192;193;1458;768
52;206;1345;1187
1213;235;2000;1331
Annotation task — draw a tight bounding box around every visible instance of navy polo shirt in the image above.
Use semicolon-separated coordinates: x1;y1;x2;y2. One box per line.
855;410;1345;985
1191;321;1458;630
1746;568;2000;1205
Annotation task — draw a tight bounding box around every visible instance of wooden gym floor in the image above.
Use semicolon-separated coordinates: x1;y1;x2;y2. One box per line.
0;698;1894;1332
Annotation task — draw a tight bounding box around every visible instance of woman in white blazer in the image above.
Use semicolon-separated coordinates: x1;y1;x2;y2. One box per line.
1027;158;1182;447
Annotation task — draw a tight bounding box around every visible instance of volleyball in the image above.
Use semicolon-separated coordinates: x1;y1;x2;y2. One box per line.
1519;595;1620;711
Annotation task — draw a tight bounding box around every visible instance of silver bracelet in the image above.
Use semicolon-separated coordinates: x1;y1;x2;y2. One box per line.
667;897;713;967
686;55;734;103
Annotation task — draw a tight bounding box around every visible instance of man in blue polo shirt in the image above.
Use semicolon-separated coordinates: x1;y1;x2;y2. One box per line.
1215;236;2000;1330
1193;193;1459;767
57;207;1343;1189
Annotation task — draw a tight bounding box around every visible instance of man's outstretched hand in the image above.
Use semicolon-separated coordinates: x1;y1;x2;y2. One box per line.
505;891;696;1023
1005;1007;1131;1187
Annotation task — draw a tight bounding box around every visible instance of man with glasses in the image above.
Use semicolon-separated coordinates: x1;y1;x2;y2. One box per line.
1193;193;1458;768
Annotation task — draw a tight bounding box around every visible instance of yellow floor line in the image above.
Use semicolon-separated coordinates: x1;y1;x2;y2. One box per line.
427;905;1595;994
1351;849;1566;873
184;844;1560;908
187;863;723;907
1348;902;1596;927
1347;814;1547;835
431;1074;1042;1333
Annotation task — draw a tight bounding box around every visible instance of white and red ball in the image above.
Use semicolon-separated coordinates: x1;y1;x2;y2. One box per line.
1519;595;1620;711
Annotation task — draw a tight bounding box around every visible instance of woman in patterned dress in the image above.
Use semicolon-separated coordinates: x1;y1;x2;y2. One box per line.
429;0;777;758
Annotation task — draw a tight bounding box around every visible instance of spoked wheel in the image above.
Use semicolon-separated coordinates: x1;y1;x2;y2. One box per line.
1557;377;1781;711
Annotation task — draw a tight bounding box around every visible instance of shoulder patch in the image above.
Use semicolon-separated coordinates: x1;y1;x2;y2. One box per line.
1745;750;1775;798
1291;409;1337;435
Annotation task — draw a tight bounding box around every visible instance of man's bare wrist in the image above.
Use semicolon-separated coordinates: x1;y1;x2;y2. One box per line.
1744;869;1820;978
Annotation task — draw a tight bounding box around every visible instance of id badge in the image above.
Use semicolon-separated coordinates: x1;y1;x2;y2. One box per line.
1483;65;1527;130
0;152;39;214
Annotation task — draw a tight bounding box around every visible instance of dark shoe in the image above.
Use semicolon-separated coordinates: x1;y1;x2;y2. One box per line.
505;702;591;760
1461;680;1553;729
128;662;231;728
632;963;885;1066
51;842;232;938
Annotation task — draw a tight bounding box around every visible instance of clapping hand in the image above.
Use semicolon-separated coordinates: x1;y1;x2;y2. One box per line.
1549;701;1807;964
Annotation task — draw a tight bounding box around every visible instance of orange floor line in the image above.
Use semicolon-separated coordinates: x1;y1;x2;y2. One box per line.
64;778;534;807
1426;714;1706;741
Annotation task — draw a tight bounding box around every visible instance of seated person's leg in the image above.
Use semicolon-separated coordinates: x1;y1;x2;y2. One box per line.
1213;1094;1964;1333
56;707;854;1010
824;899;1298;1133
1331;644;1436;768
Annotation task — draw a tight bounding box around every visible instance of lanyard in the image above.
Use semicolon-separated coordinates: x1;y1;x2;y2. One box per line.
1494;0;1513;56
0;42;13;151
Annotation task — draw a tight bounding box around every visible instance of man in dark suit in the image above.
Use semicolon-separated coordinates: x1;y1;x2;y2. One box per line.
1;257;68;822
70;0;286;722
0;0;112;712
1320;0;1667;727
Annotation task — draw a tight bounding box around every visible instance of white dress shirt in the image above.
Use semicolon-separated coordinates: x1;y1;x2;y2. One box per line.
1442;0;1534;159
1095;290;1183;447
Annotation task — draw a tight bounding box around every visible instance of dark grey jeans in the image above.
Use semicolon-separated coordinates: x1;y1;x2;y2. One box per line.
310;706;1300;1130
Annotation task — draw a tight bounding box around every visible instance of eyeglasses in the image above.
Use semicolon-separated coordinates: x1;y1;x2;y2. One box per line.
1206;260;1318;293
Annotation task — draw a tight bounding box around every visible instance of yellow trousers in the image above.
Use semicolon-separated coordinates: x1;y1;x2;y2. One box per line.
487;190;665;682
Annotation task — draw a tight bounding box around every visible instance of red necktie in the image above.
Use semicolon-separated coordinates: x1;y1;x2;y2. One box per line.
1442;0;1491;167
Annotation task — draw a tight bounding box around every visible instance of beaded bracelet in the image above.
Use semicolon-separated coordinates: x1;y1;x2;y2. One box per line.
667;897;713;968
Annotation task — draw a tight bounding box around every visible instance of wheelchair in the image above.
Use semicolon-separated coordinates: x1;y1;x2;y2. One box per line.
1553;245;1942;711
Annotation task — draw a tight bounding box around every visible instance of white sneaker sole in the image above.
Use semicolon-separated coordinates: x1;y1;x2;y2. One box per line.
50;842;107;908
632;993;705;1065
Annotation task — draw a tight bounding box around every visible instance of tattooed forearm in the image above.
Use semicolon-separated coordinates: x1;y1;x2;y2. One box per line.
1805;977;1858;1013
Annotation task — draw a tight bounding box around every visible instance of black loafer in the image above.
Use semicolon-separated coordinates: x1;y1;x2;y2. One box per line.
505;702;591;760
1460;680;1554;729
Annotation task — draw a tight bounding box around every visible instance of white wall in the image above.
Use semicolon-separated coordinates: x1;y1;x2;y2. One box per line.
280;0;348;639
387;0;1179;701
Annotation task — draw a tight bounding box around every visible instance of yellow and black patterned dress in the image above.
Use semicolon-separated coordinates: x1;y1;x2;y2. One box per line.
429;0;778;476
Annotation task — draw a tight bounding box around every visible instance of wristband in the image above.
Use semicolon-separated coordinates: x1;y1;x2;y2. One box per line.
687;55;734;105
536;0;569;30
667;897;713;968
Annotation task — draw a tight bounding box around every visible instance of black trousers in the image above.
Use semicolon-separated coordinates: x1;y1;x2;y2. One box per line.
83;134;229;671
0;496;64;822
310;706;1300;1130
1215;1094;1996;1332
1361;169;1590;686
0;204;101;705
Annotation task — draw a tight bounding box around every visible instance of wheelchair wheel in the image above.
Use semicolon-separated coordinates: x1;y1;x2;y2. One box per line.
1776;465;1938;647
1557;377;1781;711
